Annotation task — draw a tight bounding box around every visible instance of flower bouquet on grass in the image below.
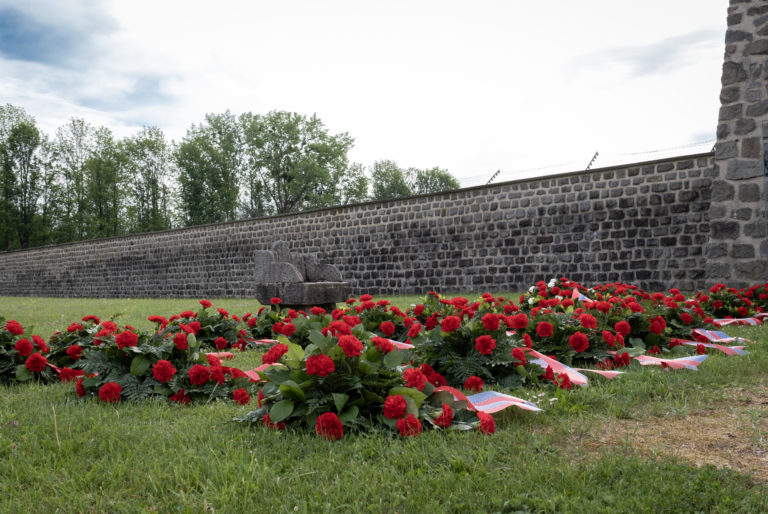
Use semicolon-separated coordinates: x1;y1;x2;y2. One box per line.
235;324;493;439
75;325;257;405
150;300;255;351
0;318;56;384
745;283;768;313
696;284;756;319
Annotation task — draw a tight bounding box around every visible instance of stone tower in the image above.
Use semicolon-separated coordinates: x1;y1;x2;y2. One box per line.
708;0;768;287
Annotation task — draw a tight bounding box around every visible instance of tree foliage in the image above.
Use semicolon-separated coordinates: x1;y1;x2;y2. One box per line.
370;160;459;200
0;104;461;251
241;111;355;215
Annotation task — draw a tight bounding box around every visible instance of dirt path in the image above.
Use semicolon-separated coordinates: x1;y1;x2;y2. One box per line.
566;387;768;482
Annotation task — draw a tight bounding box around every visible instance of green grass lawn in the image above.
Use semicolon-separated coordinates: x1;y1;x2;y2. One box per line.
1;298;767;512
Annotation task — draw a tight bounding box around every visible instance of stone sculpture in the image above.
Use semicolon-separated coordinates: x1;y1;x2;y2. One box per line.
252;241;349;309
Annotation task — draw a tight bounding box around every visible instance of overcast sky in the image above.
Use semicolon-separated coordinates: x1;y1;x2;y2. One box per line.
0;0;728;185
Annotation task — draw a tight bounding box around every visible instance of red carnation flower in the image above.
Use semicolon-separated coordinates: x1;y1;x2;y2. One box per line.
217;308;229;318
5;320;23;335
14;338;34;357
403;368;427;391
152;360;177;383
602;330;615;348
199;299;212;309
25;353;47;372
481;313;500;332
614;352;631;367
536;322;553;338
66;344;83;360
568;332;589;353
327;320;352;336
98;382;122;403
379;321;396;337
310;306;326;315
511;347;527;366
115;331;138;350
477;412;495;435
434;403;454;428
680;312;693;325
396;414;423;437
262;343;289;365
188;364;211;386
316;412;344;440
556;372;572;390
270;297;282;305
82;315;100;324
281;323;296;337
305;354;335;377
233;388;250;405
66;322;82;333
32;335;48;353
614;321;631;337
214;337;228;350
420;364;447;387
474;334;496;355
372;337;395;354
169;388;191;404
174;332;189;350
542;365;555;381
463;375;484;392
407;323;422;338
440;316;461;333
342;315;361;327
649;316;666;335
147;315;166;325
338;335;363;357
75;377;85;397
510;313;529;330
262;413;286;430
579;313;597;329
383;394;407;419
696;344;706;355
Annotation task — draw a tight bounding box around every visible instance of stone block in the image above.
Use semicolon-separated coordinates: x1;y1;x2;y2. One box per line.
742;137;762;158
710;181;735;201
734;118;757;135
731;244;756;258
738;183;761;201
708;243;729;259
722;61;748;85
715;140;738;159
726;30;753;43
719;103;744;122
710;221;741;239
726;159;764;179
748;38;768;54
746;99;768;116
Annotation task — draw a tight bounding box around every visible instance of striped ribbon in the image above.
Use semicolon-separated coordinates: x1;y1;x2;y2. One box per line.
434;386;542;413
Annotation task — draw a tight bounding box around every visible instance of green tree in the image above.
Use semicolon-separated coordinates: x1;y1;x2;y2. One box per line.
410;166;459;195
0;105;50;249
50;118;95;241
122;127;173;233
240;111;354;215
370;161;460;200
83;127;126;238
176;111;242;225
370;160;411;200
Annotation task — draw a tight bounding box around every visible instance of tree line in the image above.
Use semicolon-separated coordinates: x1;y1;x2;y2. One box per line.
0;104;460;251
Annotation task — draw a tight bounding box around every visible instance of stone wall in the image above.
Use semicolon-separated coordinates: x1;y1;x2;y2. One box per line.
1;0;766;298
708;0;768;287
0;153;714;297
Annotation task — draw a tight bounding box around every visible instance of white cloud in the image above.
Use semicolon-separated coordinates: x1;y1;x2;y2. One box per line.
0;0;729;181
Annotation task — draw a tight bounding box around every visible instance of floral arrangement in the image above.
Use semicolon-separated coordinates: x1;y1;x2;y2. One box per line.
74;323;257;404
0;317;56;383
235;320;494;439
695;284;757;318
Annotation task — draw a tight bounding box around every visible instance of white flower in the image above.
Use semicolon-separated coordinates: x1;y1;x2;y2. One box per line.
548;279;556;288
529;286;536;293
528;298;534;305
